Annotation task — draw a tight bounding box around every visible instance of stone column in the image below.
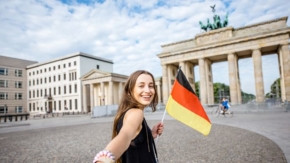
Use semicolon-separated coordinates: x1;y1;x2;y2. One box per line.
82;85;87;112
108;81;113;105
156;80;161;103
228;53;239;105
205;59;214;105
252;49;265;103
119;82;123;103
279;44;290;101
180;61;195;92
199;58;207;104
100;82;104;105
90;84;94;111
162;64;169;104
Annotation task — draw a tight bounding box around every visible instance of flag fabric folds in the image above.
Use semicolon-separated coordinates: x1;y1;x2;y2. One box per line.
165;69;211;136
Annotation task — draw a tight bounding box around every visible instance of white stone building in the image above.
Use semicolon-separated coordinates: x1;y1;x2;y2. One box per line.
27;52;113;114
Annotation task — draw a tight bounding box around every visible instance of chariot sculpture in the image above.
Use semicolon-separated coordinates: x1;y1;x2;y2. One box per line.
199;5;229;32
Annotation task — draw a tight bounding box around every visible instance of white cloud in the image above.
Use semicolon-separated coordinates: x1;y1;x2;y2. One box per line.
0;0;289;96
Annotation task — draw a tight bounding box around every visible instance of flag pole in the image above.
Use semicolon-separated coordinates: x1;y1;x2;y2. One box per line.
155;66;182;143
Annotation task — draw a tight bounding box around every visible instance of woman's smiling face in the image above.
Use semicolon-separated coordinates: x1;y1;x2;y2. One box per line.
132;74;155;107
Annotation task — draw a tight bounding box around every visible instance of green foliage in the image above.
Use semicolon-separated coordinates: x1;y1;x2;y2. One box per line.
266;78;281;98
195;81;255;103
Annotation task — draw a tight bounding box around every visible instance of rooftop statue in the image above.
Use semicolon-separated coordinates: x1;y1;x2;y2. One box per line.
199;5;229;32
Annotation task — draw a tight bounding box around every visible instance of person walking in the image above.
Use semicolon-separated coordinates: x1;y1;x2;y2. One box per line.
93;70;164;163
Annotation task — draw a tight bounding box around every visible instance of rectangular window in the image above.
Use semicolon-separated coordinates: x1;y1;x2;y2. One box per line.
0;106;8;113
33;90;35;98
29;80;31;86
74;61;76;66
54;101;56;111
0;68;8;75
37;90;39;97
54;87;56;95
58;65;60;69
44;68;46;72
29;103;31;111
64;73;66;80
15;81;22;88
33;103;35;111
0;92;8;99
37;79;39;85
53;76;56;82
58;75;61;81
37;70;39;74
69;99;72;110
53;66;55;70
15;69;23;77
40;78;42;84
49;77;51;83
64;86;66;94
33;80;35;85
29;91;31;98
40;89;42;97
75;99;77;110
45;78;47;83
74;72;77;80
59;100;61;111
49;67;51;71
69;73;71;81
15;106;22;113
96;65;99;69
63;64;66;68
45;89;47;96
58;87;61;95
75;84;77;93
15;93;23;100
69;62;71;67
69;85;71;93
40;69;42;73
0;80;8;87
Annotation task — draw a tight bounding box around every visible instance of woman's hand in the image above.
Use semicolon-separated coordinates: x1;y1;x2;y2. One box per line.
151;122;164;139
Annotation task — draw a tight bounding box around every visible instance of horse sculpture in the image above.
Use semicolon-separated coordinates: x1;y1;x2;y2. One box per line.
199;21;208;31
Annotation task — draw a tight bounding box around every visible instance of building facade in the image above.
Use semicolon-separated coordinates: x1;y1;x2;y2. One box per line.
27;52;113;113
0;55;37;114
157;16;290;105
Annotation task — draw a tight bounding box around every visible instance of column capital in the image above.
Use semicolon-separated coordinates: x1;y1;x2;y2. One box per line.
280;43;290;48
251;48;261;52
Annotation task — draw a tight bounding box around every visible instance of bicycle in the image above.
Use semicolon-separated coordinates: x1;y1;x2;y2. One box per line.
211;105;233;118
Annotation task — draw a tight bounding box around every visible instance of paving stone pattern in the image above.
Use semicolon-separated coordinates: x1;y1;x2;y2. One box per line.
0;120;286;163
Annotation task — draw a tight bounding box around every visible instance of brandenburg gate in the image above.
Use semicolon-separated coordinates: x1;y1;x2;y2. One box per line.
158;16;290;105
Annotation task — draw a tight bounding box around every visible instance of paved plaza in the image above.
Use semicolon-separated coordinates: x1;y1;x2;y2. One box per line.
0;106;289;163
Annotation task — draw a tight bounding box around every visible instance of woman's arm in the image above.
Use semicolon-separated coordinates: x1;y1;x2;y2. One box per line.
94;109;144;163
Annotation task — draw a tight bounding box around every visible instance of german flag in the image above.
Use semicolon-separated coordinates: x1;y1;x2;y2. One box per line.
166;69;211;136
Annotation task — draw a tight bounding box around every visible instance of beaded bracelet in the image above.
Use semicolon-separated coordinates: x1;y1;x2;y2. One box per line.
93;150;115;163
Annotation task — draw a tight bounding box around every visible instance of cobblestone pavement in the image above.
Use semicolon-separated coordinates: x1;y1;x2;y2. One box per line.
0;119;286;163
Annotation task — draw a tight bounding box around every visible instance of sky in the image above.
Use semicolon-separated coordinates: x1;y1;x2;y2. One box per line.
0;0;289;95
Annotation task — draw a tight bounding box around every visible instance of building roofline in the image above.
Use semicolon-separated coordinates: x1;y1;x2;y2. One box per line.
27;52;113;69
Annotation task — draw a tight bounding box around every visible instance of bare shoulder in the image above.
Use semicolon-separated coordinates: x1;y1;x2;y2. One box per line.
124;108;144;123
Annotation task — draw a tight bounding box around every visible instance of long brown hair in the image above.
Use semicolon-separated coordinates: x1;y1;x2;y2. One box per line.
112;70;158;157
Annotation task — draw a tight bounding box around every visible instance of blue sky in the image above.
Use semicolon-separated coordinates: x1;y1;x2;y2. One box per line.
0;0;289;95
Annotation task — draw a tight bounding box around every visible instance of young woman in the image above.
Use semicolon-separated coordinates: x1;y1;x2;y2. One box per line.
93;70;164;163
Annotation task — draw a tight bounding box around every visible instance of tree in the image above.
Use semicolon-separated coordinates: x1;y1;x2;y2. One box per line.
266;78;281;98
195;81;255;103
